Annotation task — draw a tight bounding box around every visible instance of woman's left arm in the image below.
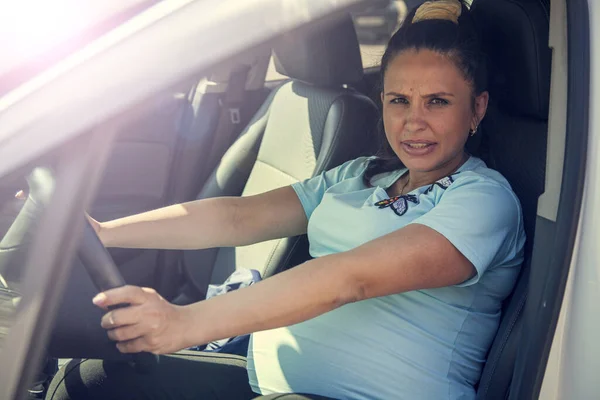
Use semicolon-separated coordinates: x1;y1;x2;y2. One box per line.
93;223;474;354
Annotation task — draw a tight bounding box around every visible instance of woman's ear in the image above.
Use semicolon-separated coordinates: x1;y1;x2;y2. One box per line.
472;91;489;129
380;92;385;105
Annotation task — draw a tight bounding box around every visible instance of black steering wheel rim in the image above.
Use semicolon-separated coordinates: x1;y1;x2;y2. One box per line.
0;168;55;292
0;168;157;367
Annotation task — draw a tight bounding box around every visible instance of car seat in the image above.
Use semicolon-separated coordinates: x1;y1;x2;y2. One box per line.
173;14;381;303
470;0;551;398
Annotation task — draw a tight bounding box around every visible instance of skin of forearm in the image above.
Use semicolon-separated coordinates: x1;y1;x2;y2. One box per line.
98;187;306;250
100;197;247;250
100;195;303;250
178;254;359;349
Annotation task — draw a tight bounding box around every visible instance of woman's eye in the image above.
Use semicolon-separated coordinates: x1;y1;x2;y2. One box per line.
390;97;408;105
430;98;449;106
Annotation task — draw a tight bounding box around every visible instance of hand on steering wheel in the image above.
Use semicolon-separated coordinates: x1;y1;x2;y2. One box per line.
1;168;160;370
93;285;190;354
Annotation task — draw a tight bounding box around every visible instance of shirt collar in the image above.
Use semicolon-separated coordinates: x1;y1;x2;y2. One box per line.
369;155;477;190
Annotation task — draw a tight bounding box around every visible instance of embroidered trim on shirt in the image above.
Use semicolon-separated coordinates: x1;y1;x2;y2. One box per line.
374;174;458;216
423;175;456;195
374;194;419;216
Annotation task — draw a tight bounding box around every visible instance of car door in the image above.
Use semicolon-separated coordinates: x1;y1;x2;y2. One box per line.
0;1;362;398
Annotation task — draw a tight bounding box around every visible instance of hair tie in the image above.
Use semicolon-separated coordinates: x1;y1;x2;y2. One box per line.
412;0;462;25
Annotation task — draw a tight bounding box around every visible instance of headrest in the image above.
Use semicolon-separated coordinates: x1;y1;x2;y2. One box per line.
273;14;364;87
471;0;551;119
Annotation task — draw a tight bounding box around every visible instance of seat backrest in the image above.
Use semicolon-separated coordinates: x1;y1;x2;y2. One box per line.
178;15;380;298
470;0;551;398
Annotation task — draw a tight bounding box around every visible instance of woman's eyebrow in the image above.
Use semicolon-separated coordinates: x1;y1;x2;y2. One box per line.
423;92;455;98
384;91;455;97
384;91;406;97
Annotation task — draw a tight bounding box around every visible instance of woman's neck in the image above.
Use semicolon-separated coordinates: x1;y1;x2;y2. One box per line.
394;152;469;196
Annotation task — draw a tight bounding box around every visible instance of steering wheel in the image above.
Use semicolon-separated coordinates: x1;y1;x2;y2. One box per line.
0;168;157;371
0;168;54;294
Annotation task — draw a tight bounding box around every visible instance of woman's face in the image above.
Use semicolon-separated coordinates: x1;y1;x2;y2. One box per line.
381;49;488;174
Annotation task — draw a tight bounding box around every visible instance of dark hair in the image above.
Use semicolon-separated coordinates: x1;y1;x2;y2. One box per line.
363;0;487;186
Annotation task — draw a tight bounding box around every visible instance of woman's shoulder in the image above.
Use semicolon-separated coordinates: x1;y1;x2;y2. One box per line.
451;156;522;209
456;157;512;188
328;156;373;180
344;155;374;169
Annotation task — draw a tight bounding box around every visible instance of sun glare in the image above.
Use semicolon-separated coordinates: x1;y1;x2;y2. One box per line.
0;1;90;63
0;0;147;76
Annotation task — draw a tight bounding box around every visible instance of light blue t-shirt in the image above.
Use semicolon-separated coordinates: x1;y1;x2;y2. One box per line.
247;156;525;400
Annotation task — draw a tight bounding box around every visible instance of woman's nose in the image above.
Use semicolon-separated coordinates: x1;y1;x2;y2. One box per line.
405;104;427;132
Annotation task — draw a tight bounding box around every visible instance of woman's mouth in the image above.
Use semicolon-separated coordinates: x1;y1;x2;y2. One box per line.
401;141;437;156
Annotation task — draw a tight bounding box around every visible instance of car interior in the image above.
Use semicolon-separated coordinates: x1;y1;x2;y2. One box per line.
0;0;564;398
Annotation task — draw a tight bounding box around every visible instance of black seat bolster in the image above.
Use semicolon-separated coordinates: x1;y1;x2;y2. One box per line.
476;266;529;400
317;92;381;171
196;85;282;199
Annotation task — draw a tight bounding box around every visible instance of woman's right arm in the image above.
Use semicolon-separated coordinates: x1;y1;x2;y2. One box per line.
93;186;308;250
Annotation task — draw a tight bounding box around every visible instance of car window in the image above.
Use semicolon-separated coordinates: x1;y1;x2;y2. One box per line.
266;54;288;81
265;0;414;81
353;0;406;68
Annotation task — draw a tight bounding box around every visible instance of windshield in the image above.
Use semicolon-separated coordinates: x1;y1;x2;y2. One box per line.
0;0;155;96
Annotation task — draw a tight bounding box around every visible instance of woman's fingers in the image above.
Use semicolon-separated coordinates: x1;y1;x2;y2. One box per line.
106;323;146;343
116;337;148;354
100;304;142;329
93;285;149;310
116;333;173;354
94;285;189;354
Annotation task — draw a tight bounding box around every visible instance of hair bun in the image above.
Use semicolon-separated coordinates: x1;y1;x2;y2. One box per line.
412;0;462;25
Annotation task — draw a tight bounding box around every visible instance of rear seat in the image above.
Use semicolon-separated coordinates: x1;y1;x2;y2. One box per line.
174;15;380;303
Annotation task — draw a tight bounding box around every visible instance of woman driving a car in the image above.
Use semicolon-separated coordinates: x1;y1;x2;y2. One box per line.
48;1;525;399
